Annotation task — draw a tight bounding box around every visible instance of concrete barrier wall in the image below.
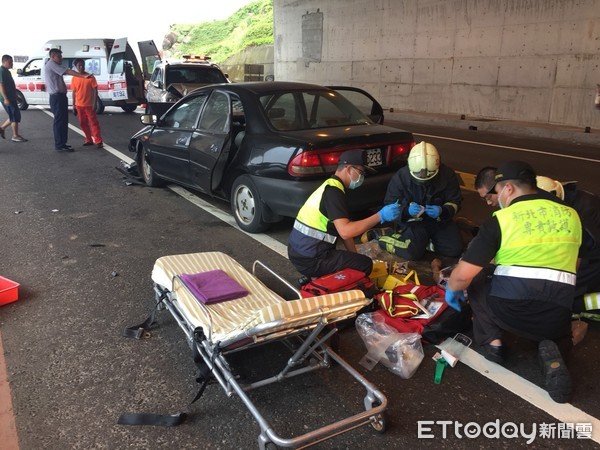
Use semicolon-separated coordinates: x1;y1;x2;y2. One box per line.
274;0;600;128
221;45;274;82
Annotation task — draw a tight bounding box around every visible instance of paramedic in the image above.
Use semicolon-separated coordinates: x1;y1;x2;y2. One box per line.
536;176;600;318
44;48;91;151
383;141;463;260
475;166;498;208
446;161;582;403
288;149;400;278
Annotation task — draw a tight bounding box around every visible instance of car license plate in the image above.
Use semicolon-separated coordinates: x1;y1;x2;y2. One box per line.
365;148;383;167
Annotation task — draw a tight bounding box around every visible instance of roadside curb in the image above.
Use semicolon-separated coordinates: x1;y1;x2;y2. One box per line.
387;111;600;147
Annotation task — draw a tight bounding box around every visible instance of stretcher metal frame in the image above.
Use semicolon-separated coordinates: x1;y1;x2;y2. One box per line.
148;253;387;449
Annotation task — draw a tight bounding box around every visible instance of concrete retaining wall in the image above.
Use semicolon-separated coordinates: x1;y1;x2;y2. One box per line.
221;45;274;83
274;0;600;129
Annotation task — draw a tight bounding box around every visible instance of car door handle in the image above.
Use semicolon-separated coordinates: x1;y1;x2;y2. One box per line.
209;144;219;153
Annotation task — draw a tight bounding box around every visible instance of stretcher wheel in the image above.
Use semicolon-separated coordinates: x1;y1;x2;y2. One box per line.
369;412;387;433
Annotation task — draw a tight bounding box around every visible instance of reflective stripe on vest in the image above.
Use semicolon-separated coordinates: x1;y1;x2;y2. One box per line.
493;265;576;286
493;198;581;273
292;220;336;244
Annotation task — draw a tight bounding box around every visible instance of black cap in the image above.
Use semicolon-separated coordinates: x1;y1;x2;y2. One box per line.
337;149;376;173
488;161;536;193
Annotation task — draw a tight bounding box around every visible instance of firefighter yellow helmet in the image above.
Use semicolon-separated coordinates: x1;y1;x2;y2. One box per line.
536;176;565;200
408;141;440;181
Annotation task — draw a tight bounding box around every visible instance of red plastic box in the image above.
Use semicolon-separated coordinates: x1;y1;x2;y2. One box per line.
0;276;19;306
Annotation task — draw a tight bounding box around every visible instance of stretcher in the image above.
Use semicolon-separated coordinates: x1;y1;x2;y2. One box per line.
141;251;388;449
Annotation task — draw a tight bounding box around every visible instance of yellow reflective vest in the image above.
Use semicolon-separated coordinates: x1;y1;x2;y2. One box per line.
288;178;344;257
493;198;581;275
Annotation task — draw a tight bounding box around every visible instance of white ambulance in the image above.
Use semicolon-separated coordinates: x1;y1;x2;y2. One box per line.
14;38;160;113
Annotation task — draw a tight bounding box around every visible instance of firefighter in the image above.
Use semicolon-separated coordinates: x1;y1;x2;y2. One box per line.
536;176;600;318
383;141;463;260
287;150;400;278
446;161;583;403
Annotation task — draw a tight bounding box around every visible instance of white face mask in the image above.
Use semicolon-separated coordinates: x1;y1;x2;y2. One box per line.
497;185;508;209
349;167;364;190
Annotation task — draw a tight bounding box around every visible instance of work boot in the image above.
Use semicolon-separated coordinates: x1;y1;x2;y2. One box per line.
539;340;572;403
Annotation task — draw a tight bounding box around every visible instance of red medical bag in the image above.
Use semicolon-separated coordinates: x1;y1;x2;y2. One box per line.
300;268;376;298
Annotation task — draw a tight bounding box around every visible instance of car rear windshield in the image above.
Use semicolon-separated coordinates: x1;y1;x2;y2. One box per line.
259;90;372;131
167;67;227;85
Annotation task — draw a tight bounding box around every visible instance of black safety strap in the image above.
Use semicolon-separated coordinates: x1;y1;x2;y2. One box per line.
190;329;219;404
117;327;217;427
122;294;165;339
117;413;187;427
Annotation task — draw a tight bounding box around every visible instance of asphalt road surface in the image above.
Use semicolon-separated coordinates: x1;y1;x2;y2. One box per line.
0;106;598;449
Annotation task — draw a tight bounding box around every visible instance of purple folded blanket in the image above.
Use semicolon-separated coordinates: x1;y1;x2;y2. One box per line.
181;270;249;305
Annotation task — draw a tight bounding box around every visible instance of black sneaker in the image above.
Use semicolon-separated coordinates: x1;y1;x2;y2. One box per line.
539;340;572;403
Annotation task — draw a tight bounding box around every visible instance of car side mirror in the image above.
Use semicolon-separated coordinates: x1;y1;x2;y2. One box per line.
140;114;157;125
368;113;384;125
17;68;23;75
268;108;286;119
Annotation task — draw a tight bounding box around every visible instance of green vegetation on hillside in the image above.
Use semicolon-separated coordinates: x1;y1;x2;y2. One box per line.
165;0;273;63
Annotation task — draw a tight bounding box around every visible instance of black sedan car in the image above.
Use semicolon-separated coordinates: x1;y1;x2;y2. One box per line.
129;81;415;233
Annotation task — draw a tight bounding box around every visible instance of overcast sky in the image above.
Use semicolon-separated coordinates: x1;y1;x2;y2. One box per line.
1;0;254;57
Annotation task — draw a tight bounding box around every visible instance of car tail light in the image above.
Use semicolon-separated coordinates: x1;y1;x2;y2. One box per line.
288;150;344;176
289;140;415;177
388;141;415;164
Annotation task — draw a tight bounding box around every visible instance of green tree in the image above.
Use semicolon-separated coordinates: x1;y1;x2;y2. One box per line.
167;0;273;63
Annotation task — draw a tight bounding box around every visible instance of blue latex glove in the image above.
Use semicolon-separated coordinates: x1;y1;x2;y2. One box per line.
445;289;465;311
425;205;442;219
378;203;400;223
408;202;423;217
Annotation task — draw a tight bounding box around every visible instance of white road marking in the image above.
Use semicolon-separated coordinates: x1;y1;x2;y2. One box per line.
415;133;600;163
37;107;600;435
168;185;288;258
437;339;600;443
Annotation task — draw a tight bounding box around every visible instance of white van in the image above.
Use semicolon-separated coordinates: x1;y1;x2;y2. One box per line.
14;38;160;113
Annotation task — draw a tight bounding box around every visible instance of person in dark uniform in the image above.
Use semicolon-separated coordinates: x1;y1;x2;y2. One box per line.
536;176;600;317
446;161;582;403
383;141;463;260
288;149;400;278
474;166;498;208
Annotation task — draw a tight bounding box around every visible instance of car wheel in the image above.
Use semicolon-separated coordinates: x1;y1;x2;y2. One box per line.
95;97;105;114
230;175;269;233
121;104;137;113
16;91;29;110
139;146;163;187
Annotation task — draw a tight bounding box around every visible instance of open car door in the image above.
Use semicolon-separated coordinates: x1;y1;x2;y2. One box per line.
328;86;385;124
108;38;146;109
138;40;161;82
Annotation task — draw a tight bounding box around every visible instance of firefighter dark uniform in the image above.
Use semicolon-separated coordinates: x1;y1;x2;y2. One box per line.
563;182;600;313
383;163;463;260
288;177;373;278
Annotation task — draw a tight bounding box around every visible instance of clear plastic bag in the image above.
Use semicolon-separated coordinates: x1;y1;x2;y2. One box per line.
355;313;424;379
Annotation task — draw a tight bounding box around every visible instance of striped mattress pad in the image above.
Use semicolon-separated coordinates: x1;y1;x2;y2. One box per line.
152;252;369;344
